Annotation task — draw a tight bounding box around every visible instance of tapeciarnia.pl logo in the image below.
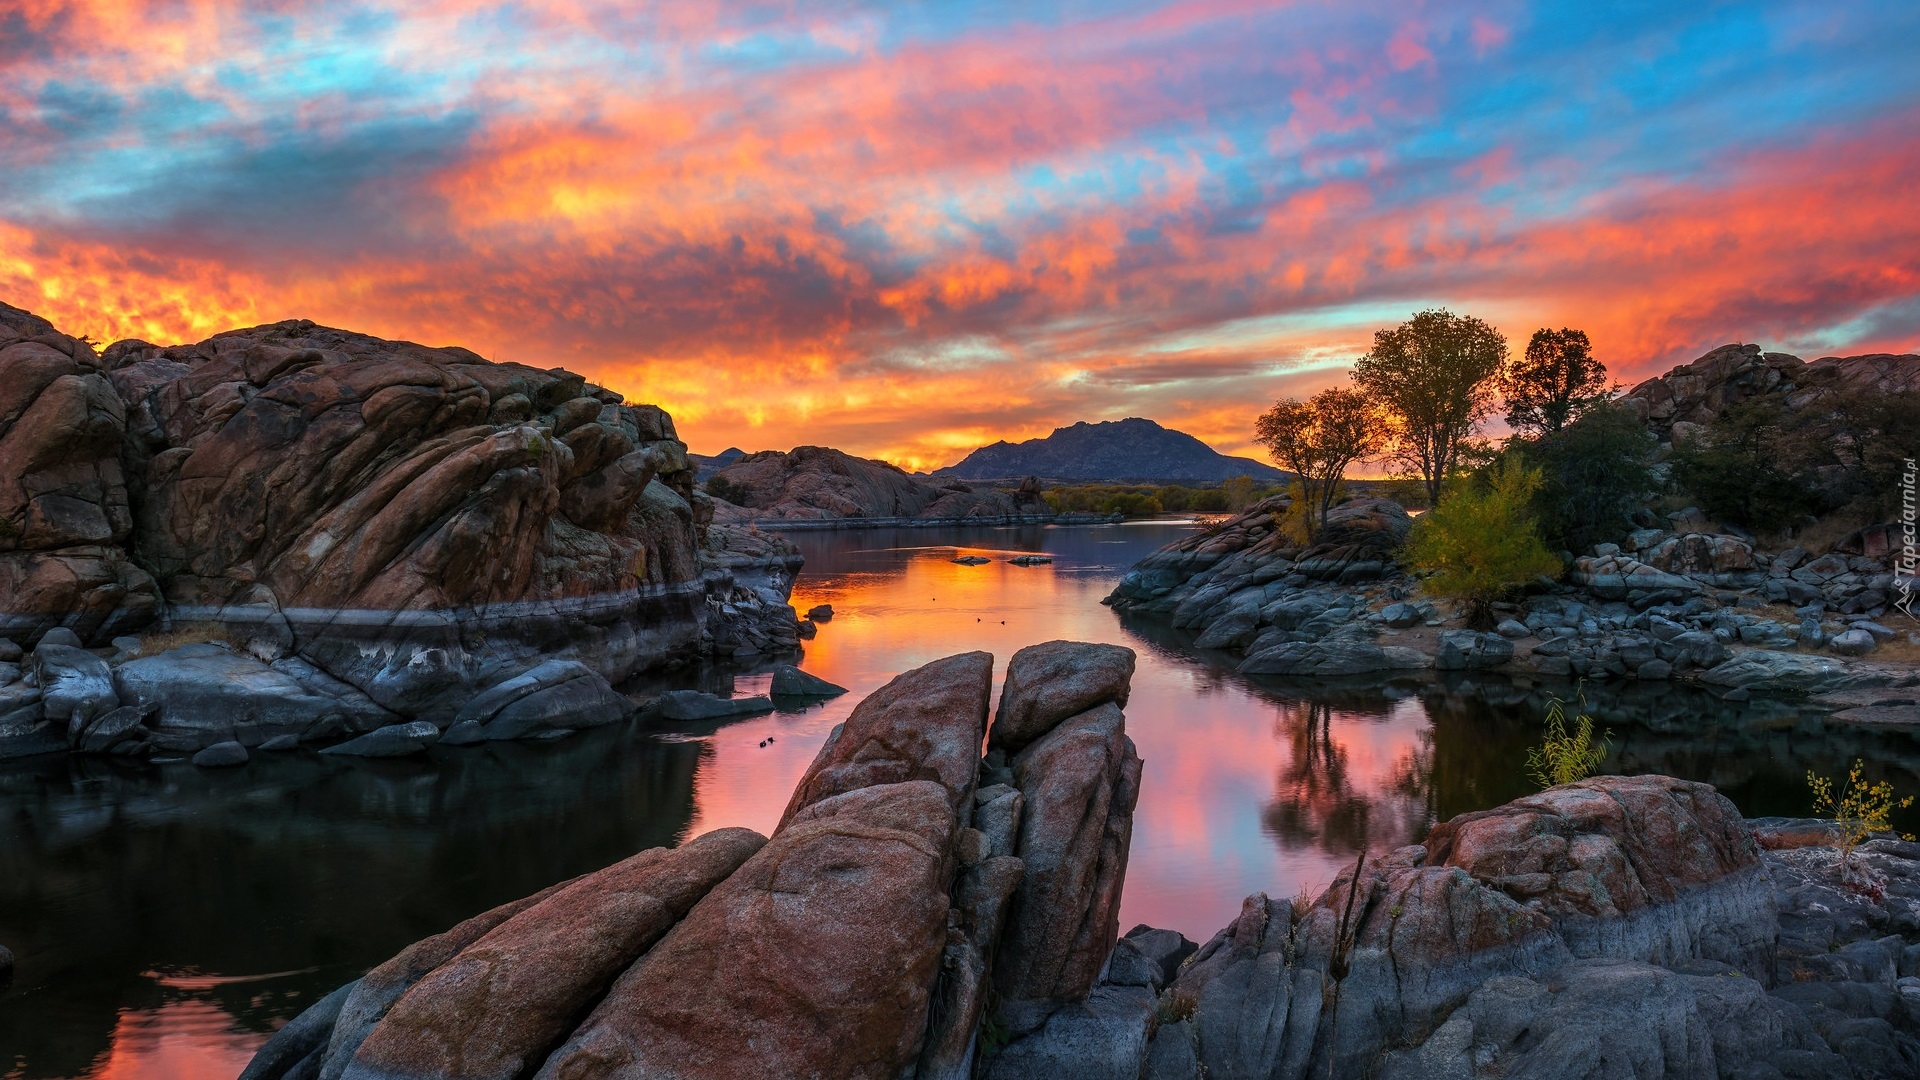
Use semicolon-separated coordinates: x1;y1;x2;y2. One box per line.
1899;457;1917;620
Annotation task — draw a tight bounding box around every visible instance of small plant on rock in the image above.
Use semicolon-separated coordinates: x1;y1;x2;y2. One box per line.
1808;759;1914;883
1526;691;1610;788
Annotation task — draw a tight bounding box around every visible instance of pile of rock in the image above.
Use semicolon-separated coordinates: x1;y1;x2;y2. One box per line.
0;302;809;761
1619;342;1920;447
240;641;1144;1080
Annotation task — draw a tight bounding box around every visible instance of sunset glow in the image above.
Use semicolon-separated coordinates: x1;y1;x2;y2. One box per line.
3;1;1916;466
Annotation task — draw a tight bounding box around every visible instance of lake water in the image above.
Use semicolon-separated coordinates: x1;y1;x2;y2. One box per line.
5;521;1919;1078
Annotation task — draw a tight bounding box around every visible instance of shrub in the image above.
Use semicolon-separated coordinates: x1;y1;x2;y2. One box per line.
1403;454;1561;627
1526;692;1610;788
1667;395;1825;529
704;474;748;506
1518;402;1657;554
1809;760;1915;883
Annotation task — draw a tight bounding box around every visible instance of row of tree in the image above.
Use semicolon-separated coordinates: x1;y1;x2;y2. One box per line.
1254;309;1611;538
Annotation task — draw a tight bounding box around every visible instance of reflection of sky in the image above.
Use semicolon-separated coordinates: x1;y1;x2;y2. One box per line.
684;522;1440;938
4;1;1917;468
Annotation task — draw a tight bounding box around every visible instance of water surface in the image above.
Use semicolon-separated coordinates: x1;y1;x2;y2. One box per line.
5;521;1918;1078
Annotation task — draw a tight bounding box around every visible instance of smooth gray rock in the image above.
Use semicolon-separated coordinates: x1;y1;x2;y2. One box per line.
437;719;488;746
1434;630;1515;671
33;643;118;737
237;979;359;1080
980;985;1157;1080
77;705;151;754
258;733;301;752
1700;651;1858;693
650;689;775;721
1122;925;1197;987
37;627;83;649
1238;639;1426;676
116;645;352;748
319;721;441;757
1830;628;1878;656
1494;618;1530;638
0;638;21;662
453;659;631;740
193;740;249;767
770;665;848;698
1636;658;1673;680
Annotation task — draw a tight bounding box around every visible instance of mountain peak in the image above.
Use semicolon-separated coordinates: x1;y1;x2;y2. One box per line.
937;419;1285;483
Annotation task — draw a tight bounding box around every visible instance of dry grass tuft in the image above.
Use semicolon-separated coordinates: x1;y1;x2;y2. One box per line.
137;623;230;654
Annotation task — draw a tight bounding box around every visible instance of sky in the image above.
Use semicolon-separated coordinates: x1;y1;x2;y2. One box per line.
2;0;1917;469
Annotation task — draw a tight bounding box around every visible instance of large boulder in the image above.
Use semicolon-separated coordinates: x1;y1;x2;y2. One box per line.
1240;638;1428;676
1148;775;1780;1077
780;651;994;827
535;781;959;1080
452;659;631;741
0;304;162;645
1700;650;1860;693
989;641;1135;754
1434;630;1515;671
995;702;1143;1031
341;828;764;1080
32;641;118;738
114;643;367;749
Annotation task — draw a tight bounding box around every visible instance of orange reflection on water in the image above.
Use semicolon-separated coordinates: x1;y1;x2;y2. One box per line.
680;525;1442;940
67;1000;263;1080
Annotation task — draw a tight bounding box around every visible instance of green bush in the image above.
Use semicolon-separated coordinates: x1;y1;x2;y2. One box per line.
1404;455;1561;627
1667;396;1824;528
1515;403;1657;554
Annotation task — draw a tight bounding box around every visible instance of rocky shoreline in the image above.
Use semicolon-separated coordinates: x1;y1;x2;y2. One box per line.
1104;495;1920;712
0;302;806;763
238;644;1920;1079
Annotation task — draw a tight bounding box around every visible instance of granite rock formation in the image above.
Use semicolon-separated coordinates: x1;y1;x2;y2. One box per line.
240;648;1920;1080
0;302;802;760
1619;343;1920;446
705;445;1047;522
240;643;1144;1080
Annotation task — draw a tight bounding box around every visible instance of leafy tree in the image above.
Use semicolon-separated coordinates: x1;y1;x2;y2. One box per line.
1254;387;1385;539
1403;454;1561;627
1499;328;1610;437
1220;474;1256;510
1517;402;1657;554
1353;309;1509;507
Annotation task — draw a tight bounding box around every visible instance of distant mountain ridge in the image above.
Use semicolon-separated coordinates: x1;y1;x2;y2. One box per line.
936;417;1286;483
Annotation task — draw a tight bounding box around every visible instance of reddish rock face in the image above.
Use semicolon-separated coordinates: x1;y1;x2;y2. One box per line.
1424;774;1761;919
988;640;1135;754
345;828;765;1080
780;651;994;826
535;781;959;1080
996;702;1142;1022
0;304;160;642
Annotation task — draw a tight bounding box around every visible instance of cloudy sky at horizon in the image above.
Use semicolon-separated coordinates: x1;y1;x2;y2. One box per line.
3;0;1917;466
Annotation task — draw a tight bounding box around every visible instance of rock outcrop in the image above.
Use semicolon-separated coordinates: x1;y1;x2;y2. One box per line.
1619;343;1920;446
706;445;1041;522
241;643;1145;1080
0;302;805;760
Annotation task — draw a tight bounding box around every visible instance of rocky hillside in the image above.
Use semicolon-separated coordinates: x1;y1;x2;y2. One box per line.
242;644;1920;1079
0;301;799;761
937;417;1286;483
706;444;1048;521
1620;342;1920;445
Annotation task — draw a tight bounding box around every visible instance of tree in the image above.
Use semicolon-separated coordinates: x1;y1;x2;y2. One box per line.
1518;402;1657;554
1499;328;1609;437
1253;387;1385;539
1220;474;1256;510
1403;454;1561;627
1667;395;1824;528
1352;309;1508;507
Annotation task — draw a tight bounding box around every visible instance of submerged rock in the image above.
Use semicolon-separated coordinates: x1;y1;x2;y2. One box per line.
320;721;441;758
648;690;774;722
192;740;249;768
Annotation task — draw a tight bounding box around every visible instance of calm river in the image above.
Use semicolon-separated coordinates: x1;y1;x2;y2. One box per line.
4;521;1919;1078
